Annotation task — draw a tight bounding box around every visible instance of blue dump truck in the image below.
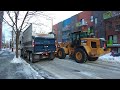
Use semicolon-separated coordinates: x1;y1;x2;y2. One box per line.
19;24;56;63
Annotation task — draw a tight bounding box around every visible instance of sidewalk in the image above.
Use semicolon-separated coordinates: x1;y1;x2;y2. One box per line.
0;48;44;79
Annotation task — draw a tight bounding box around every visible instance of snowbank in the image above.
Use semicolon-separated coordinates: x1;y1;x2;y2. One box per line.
11;56;44;79
98;53;120;64
11;56;23;63
0;51;4;54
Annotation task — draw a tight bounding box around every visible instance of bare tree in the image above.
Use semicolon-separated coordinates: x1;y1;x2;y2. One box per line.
3;11;39;58
3;11;54;58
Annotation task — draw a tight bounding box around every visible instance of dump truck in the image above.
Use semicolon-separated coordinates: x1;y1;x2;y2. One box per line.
20;24;56;63
56;30;110;63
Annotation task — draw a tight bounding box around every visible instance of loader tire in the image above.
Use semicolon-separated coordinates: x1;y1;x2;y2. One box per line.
57;48;66;59
88;57;98;61
74;48;87;63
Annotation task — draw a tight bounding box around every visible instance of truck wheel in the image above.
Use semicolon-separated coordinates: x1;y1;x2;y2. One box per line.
49;53;55;60
57;48;66;59
20;49;23;57
29;53;35;63
27;52;30;61
74;48;87;63
88;57;98;61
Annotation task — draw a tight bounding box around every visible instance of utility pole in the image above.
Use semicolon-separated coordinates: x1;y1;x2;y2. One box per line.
52;18;53;32
12;28;13;52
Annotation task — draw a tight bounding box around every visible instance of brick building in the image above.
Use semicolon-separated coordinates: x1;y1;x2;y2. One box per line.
77;11;93;33
104;11;120;53
92;11;106;38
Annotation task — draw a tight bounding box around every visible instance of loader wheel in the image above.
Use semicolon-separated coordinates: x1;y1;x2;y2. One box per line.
49;53;55;60
74;48;87;63
88;57;98;61
58;48;66;59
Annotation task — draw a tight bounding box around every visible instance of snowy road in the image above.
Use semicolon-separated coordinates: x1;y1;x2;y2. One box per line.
1;49;120;79
30;56;120;79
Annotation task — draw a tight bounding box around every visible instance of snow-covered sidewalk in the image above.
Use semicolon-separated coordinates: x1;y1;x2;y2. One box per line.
10;56;44;79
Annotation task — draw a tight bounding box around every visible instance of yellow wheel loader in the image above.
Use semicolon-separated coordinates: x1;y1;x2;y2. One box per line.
56;31;110;63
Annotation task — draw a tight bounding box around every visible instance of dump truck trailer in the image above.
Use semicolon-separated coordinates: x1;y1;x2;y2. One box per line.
20;24;56;63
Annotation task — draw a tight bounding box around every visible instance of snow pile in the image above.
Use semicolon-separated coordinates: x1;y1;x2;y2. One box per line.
11;56;23;63
98;53;120;63
11;56;44;79
0;50;4;54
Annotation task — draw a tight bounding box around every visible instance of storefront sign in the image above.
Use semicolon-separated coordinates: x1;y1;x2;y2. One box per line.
103;11;112;19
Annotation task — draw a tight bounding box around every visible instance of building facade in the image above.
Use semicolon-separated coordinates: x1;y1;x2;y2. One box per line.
53;11;120;53
0;11;3;50
76;11;93;35
92;11;106;38
57;22;63;42
103;11;120;53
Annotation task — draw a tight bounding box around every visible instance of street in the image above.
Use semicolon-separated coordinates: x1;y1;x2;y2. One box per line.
30;56;120;79
1;49;120;79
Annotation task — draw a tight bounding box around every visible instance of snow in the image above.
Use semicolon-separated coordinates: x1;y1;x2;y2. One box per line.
98;53;120;64
11;56;44;79
0;51;4;54
11;56;23;63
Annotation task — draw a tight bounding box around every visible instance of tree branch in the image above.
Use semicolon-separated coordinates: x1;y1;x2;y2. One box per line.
3;17;16;34
7;11;16;26
19;11;29;32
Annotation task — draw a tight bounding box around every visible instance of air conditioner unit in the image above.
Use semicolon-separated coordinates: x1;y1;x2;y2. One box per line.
115;29;120;31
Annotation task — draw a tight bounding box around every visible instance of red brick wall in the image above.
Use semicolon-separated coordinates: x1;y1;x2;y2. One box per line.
78;11;93;27
53;24;58;35
105;17;120;44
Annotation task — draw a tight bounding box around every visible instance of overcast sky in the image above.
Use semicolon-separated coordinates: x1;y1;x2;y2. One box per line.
2;11;82;42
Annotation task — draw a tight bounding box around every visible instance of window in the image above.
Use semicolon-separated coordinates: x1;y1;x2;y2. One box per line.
95;18;97;24
91;42;97;48
108;35;113;44
90;16;94;22
108;35;118;44
80;19;85;25
118;48;120;53
113;35;117;44
107;22;112;29
115;25;120;31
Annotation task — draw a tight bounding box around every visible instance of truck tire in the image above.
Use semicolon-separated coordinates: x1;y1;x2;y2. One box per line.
20;49;23;57
88;57;98;61
74;48;87;63
29;53;35;63
27;52;30;61
57;48;66;59
49;53;55;60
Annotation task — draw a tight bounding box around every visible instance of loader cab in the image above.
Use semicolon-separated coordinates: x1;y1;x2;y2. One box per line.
69;31;88;47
